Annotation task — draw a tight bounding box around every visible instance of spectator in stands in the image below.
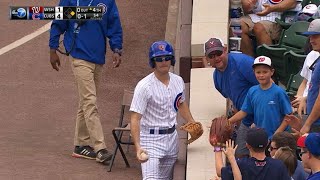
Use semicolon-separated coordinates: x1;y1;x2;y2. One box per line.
300;19;320;134
215;128;291;180
291;50;319;118
240;0;300;57
204;37;259;158
297;133;320;180
227;56;292;139
270;132;308;180
295;4;317;22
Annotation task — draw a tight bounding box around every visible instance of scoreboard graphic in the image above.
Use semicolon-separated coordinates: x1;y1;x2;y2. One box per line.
9;6;103;20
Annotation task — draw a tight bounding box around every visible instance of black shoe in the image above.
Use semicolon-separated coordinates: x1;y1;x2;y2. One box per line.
72;146;96;160
96;149;112;163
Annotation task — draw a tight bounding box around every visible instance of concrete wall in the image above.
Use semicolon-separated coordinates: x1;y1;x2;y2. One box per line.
191;0;229;57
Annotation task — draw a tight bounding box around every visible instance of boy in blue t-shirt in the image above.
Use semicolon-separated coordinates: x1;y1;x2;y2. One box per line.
228;56;292;139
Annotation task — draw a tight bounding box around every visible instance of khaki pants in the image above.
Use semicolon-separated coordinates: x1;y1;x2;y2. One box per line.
70;57;106;152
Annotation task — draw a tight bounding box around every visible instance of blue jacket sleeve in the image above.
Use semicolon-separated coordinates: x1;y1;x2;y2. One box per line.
105;0;123;51
49;0;69;49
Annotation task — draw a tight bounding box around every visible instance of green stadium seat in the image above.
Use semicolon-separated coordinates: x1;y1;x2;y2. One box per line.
286;71;304;99
283;50;307;78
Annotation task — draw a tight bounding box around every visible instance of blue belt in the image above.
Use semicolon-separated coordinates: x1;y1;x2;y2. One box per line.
149;125;176;134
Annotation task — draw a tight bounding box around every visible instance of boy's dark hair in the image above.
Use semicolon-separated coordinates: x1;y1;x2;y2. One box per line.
271;132;297;151
251;147;266;153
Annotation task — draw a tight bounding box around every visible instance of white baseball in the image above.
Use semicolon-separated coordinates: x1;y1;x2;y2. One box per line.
140;152;149;161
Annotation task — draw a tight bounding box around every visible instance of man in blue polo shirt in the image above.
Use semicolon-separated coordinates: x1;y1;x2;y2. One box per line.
300;19;320;134
205;37;259;158
297;133;320;180
215;128;291;180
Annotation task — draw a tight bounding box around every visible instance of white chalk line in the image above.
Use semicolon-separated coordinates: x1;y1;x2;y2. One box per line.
0;21;52;56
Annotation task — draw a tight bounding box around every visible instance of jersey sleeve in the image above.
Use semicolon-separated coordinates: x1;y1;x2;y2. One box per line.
130;82;150;115
301;51;320;79
300;55;310;79
180;77;186;103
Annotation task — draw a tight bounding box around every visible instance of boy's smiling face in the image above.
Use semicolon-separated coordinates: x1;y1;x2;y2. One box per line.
253;65;274;86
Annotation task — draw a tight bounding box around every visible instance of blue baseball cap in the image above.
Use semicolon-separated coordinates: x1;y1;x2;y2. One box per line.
297;133;320;156
302;19;320;35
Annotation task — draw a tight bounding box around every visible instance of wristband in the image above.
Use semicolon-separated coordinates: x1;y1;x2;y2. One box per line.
113;48;122;56
214;146;222;152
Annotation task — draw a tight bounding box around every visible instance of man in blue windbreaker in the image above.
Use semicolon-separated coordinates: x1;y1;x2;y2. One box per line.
49;0;123;165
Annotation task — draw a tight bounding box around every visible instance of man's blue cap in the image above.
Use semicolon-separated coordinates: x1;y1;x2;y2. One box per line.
302;19;320;35
306;133;320;156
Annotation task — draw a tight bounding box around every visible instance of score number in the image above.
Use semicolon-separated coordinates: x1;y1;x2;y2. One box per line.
55;6;63;20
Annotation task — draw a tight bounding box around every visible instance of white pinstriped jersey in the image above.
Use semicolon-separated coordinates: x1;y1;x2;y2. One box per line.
130;72;185;130
250;0;302;23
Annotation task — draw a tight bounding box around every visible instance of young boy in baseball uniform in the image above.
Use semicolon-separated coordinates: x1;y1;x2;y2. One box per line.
130;41;201;179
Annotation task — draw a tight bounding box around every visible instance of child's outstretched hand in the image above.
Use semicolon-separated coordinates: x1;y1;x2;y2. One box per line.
223;139;238;159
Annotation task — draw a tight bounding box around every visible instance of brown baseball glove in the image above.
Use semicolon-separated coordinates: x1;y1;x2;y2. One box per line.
209;116;234;147
284;114;303;131
180;121;203;144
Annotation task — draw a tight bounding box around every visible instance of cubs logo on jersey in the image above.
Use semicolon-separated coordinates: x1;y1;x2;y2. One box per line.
269;0;283;4
174;92;183;112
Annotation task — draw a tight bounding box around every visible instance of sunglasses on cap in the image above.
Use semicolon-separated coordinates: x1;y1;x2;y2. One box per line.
208;51;223;59
153;56;173;62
